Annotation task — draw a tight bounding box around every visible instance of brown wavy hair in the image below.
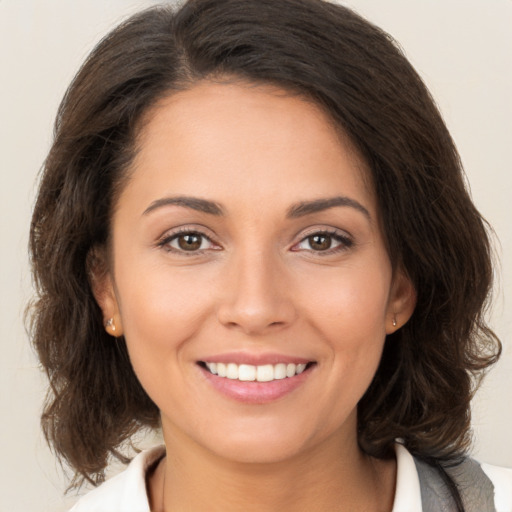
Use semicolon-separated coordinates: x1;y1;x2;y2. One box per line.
28;0;500;498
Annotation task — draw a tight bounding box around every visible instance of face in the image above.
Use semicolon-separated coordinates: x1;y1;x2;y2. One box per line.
96;81;415;465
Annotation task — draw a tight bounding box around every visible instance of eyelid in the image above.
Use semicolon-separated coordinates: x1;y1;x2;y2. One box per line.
157;225;221;254
156;224;353;256
297;225;351;239
291;227;354;254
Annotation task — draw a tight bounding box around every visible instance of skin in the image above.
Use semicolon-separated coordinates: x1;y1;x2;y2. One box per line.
94;81;416;511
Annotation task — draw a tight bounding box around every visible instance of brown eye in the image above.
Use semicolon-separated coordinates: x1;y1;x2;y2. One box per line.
177;233;203;251
163;231;214;253
293;230;353;254
308;234;332;251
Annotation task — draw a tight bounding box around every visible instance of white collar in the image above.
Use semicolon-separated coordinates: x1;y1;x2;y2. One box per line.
71;443;423;511
70;445;165;512
392;443;423;511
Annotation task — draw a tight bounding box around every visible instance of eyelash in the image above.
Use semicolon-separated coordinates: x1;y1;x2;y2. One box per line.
157;228;353;256
157;227;219;256
292;229;354;255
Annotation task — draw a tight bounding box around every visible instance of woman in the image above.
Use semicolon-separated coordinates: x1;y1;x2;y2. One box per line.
28;0;511;510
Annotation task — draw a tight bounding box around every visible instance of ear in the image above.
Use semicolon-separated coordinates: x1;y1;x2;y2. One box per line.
385;269;416;334
87;247;124;337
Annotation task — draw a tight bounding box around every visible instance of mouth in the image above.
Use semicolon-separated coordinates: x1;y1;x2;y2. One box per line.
196;354;317;403
198;361;315;382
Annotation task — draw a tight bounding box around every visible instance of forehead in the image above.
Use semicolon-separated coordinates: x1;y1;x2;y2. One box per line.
124;80;375;216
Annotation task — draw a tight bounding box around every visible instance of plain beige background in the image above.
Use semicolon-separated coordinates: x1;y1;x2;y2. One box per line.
1;1;510;511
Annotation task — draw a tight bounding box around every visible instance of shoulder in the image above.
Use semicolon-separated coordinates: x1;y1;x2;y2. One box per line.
400;442;512;512
69;445;165;512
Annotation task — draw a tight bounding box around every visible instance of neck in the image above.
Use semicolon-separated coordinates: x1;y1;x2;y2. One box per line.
148;427;396;512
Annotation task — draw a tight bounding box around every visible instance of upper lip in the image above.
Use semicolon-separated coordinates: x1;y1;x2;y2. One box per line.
198;352;314;366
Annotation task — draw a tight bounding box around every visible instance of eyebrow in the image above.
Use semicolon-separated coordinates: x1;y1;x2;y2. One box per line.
286;196;371;221
143;196;224;216
142;195;370;221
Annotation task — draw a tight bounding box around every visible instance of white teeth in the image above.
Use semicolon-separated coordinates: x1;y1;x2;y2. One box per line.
274;363;287;380
206;362;217;375
238;364;256;381
296;363;307;375
217;362;227;377
226;363;238;379
286;363;296;378
257;364;274;382
203;361;311;381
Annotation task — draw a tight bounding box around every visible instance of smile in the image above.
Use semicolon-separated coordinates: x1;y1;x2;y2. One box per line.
203;362;308;382
198;359;316;404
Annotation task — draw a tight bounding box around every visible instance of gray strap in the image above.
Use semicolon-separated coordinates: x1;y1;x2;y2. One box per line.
414;457;496;512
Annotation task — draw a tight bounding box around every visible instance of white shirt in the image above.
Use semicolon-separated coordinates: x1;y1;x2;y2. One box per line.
70;444;512;512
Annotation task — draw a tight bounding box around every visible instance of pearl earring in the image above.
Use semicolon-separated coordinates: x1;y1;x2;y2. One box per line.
105;318;116;332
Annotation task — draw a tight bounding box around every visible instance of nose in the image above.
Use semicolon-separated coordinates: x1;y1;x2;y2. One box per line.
216;249;297;335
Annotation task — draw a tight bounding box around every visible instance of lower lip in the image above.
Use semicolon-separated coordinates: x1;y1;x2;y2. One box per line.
198;364;314;404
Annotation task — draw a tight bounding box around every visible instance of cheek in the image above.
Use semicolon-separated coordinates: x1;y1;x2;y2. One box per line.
113;264;219;417
114;262;215;363
298;261;392;383
301;263;391;336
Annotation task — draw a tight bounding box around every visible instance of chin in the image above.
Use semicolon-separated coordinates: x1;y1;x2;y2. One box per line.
208;433;310;465
191;413;330;466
